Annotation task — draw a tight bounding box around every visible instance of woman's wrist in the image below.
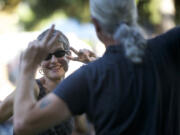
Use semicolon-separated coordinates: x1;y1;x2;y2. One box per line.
84;56;97;64
20;63;37;77
20;59;38;72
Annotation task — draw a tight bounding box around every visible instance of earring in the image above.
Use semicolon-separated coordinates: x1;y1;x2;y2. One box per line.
39;68;44;75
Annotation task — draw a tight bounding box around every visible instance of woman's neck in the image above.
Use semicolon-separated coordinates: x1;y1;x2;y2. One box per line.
40;77;63;93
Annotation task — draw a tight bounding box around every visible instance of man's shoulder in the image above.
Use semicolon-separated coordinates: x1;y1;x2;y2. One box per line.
85;57;103;69
148;26;180;43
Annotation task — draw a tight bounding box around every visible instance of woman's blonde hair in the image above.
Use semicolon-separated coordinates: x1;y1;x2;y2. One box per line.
37;29;70;51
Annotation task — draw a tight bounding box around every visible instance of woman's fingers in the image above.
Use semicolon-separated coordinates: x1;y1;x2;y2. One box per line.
47;32;60;49
70;47;79;55
80;49;96;57
66;55;79;61
70;48;88;57
89;51;96;57
19;52;24;69
33;25;59;54
42;24;55;45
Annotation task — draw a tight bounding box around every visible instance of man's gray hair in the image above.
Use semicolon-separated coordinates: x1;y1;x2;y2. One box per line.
90;0;147;63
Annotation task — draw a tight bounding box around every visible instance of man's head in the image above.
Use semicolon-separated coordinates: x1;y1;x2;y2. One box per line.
90;0;138;39
90;0;146;63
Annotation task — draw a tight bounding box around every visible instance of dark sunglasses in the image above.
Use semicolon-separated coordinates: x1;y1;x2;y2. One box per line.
45;50;67;60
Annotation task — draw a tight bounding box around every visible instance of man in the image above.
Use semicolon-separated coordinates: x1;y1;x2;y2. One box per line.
14;0;180;135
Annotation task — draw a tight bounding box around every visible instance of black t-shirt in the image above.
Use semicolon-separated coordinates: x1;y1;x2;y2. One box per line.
54;27;180;135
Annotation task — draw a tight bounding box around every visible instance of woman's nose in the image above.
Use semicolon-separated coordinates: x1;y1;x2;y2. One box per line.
50;55;58;62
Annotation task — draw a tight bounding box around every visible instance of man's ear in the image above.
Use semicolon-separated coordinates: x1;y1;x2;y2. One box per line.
91;17;102;34
91;17;116;47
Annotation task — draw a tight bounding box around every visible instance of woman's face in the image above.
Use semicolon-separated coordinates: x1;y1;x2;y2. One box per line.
40;42;69;81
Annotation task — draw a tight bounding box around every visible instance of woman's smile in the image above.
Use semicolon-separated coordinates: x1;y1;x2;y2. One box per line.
49;65;62;72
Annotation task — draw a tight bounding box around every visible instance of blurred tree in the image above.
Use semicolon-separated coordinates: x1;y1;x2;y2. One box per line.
158;0;175;32
0;0;179;32
175;0;180;24
20;0;90;30
137;0;155;33
0;0;20;12
137;0;176;34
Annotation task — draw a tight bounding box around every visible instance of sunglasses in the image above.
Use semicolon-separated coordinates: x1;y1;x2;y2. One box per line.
45;50;67;60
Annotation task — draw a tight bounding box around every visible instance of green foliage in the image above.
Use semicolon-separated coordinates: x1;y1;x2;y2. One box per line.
175;0;180;24
1;0;180;31
148;0;161;24
137;0;162;31
136;0;140;4
137;0;152;27
20;0;90;30
0;0;20;11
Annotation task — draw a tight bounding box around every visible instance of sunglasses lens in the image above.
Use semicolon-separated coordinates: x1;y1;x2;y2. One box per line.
54;50;66;58
44;50;66;61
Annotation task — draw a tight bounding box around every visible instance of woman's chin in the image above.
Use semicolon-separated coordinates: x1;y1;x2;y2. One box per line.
48;76;62;81
48;73;64;80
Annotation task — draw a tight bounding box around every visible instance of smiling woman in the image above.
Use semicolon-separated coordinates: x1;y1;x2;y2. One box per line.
0;26;96;135
37;29;70;83
35;29;73;135
0;28;74;135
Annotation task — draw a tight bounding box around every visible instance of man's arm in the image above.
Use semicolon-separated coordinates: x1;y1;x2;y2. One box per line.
14;92;71;135
14;63;71;135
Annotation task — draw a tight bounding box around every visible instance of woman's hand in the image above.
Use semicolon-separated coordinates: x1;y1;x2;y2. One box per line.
67;47;97;64
20;25;59;72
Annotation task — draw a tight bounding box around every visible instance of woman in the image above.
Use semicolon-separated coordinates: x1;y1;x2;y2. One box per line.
0;28;96;135
14;0;180;134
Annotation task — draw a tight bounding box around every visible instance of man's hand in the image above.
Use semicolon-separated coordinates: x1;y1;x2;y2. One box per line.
67;47;97;63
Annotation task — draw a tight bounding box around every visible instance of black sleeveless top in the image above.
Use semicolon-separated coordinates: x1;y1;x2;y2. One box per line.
36;80;73;135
